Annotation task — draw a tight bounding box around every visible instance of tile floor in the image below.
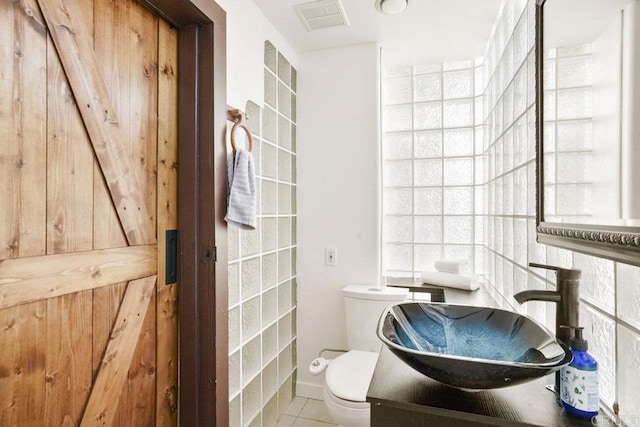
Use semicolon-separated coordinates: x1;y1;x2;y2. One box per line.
277;397;337;427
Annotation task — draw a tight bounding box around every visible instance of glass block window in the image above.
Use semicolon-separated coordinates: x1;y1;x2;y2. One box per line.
381;63;482;277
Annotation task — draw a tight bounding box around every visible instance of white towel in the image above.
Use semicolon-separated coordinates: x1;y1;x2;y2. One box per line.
225;149;256;229
434;259;468;274
420;270;480;291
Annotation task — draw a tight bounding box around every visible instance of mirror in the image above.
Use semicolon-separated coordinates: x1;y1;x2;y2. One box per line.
537;0;640;265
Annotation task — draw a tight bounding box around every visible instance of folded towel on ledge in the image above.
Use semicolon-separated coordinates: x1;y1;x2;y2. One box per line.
420;270;480;291
434;259;468;274
225;149;256;230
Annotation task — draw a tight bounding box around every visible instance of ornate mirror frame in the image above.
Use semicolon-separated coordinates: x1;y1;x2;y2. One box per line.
535;0;640;266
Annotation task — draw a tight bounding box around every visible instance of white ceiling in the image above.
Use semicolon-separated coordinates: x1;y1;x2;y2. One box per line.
251;0;503;68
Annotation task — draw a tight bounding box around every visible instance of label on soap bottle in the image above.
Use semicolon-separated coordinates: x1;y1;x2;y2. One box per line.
560;365;599;412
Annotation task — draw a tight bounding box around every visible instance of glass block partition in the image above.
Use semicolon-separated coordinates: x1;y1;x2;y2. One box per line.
480;0;640;422
480;0;540;314
381;61;483;277
228;41;297;427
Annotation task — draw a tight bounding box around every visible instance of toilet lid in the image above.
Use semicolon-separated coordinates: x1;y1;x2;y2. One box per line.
326;350;379;402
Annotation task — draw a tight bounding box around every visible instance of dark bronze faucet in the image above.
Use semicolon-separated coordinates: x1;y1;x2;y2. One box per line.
514;262;581;396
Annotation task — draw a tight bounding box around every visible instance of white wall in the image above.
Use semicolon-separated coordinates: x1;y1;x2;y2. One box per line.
591;12;622;220
296;43;380;398
194;0;298;109
622;0;640;219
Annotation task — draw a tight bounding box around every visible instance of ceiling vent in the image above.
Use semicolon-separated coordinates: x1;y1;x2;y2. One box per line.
293;0;350;31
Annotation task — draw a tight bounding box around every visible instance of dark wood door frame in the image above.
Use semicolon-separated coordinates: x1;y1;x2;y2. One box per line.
139;0;228;425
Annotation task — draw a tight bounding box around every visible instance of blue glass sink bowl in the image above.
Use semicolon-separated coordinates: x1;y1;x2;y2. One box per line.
377;302;573;390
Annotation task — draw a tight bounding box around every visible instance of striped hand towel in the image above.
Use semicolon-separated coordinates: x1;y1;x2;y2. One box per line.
225;149;256;229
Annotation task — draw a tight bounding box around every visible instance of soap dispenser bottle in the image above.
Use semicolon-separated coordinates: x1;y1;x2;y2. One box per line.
560;326;599;419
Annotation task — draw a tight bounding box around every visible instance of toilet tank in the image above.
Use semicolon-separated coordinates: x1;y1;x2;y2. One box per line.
342;285;409;352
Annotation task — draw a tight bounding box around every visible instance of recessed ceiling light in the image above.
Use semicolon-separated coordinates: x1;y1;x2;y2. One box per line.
375;0;408;15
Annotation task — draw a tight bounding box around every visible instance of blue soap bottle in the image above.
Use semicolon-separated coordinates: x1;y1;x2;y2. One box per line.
560;326;599;419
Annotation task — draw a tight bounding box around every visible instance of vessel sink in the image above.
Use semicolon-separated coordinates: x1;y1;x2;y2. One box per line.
377;302;572;390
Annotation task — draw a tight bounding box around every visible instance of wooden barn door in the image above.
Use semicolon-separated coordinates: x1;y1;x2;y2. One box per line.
0;0;180;424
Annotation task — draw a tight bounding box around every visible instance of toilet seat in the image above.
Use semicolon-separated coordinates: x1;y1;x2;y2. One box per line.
325;350;379;402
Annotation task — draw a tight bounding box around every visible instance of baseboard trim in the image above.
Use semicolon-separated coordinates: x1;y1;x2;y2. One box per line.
295;381;324;400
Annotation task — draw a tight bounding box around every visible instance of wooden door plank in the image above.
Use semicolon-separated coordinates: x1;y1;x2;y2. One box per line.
155;285;178;425
91;172;128;250
0;245;157;309
92;0;131;150
46;36;94;255
92;154;128;248
0;302;47;426
91;282;126;382
44;291;93;426
0;1;49;422
44;29;96;415
156;17;179;426
88;1;137;422
117;4;159;422
80;275;157;426
35;0;156;246
0;0;13;260
119;288;156;426
128;0;159;235
0;0;48;261
16;0;48;260
92;0;129;250
89;0;131;417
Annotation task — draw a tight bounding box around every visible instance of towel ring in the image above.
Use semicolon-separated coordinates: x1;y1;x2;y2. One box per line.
230;121;253;152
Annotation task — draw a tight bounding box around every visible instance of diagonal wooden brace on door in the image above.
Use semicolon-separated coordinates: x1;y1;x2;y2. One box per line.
80;275;157;426
35;0;156;246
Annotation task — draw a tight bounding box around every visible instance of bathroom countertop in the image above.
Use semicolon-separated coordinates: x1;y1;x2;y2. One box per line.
367;347;593;427
371;279;597;426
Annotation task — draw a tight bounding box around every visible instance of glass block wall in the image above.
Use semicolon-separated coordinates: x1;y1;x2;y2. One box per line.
228;41;297;427
479;0;539;317
381;61;483;276
481;0;640;422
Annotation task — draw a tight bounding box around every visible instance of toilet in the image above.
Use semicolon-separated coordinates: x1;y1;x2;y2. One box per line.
310;285;409;427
